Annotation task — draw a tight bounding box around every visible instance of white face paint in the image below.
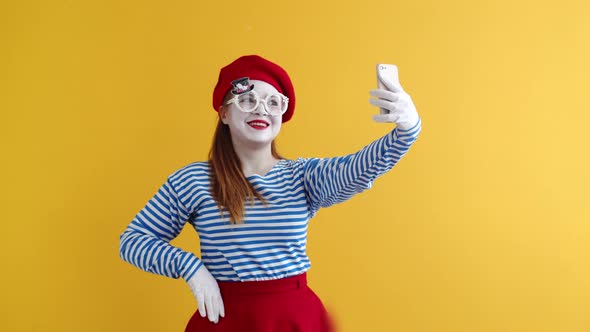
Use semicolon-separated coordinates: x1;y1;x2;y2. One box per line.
221;80;282;148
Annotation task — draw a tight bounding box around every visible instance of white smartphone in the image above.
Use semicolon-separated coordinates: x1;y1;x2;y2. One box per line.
376;63;399;90
376;64;399;114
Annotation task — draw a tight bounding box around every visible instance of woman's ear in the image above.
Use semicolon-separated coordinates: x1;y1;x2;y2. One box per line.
219;106;229;125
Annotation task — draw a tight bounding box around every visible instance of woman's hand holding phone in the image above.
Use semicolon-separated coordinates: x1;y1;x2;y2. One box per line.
370;64;420;130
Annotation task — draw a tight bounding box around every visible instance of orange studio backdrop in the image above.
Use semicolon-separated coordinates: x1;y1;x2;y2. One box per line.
1;0;589;331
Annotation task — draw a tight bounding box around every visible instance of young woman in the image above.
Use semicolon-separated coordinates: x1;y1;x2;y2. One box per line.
119;54;422;331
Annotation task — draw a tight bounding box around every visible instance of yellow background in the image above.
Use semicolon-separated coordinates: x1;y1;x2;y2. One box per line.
1;0;589;331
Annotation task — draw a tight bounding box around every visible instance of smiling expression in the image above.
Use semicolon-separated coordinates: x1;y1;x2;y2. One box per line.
220;80;283;148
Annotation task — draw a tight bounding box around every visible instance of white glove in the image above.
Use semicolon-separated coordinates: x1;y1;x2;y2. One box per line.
186;265;225;324
370;64;420;130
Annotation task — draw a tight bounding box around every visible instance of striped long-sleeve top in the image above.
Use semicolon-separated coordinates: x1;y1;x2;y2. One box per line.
119;119;421;282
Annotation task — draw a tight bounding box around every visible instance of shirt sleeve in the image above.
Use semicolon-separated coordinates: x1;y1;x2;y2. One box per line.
119;177;203;282
303;118;422;217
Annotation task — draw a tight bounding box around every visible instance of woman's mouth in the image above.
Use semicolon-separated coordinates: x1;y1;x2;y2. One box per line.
247;120;269;130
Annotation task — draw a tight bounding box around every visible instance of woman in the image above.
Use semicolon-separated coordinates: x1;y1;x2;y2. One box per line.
119;54;422;331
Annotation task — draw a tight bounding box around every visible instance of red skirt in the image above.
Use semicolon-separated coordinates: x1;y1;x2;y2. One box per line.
185;272;335;332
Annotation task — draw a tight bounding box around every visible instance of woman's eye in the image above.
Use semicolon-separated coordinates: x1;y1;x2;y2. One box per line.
240;96;256;105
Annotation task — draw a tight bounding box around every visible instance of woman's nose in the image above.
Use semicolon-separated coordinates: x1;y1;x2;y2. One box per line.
252;102;269;115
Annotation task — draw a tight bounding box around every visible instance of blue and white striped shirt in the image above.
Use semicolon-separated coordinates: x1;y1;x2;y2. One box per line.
119;120;421;282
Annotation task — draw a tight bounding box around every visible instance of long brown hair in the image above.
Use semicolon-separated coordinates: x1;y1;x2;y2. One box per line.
208;115;283;224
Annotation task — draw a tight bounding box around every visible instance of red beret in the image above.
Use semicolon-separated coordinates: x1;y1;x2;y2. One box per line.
212;55;296;123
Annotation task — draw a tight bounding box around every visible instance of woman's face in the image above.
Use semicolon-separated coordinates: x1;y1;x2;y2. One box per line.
220;80;283;148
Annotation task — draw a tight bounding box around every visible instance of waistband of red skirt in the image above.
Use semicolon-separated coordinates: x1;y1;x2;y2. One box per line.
217;273;308;296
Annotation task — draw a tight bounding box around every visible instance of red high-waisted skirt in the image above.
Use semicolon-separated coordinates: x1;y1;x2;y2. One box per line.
185;272;335;332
